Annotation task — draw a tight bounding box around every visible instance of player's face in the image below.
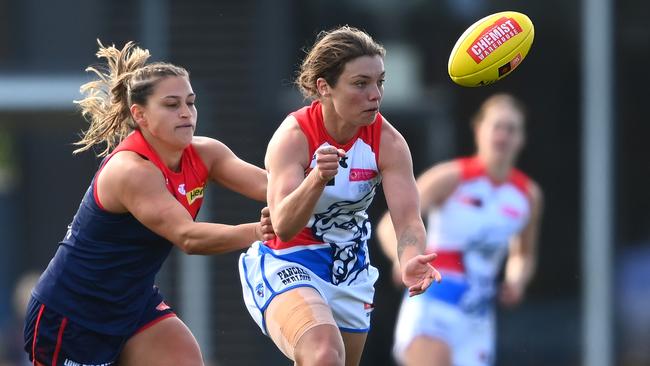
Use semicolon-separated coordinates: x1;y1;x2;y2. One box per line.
328;55;385;126
136;76;197;149
476;103;525;164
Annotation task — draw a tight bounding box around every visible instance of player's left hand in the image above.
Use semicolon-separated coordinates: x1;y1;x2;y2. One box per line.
257;207;275;242
402;253;442;297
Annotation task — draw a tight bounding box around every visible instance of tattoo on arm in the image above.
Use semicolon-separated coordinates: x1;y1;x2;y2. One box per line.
397;229;418;261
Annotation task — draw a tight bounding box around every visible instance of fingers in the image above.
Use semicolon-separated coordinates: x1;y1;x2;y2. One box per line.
406;266;442;297
418;252;438;264
314;146;347;182
260;215;272;227
408;277;432;297
259;223;275;241
261;232;275;241
259;207;272;226
259;206;275;241
434;268;442;283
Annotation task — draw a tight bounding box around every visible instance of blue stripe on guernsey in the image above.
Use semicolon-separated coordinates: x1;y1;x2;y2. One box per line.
241;252;261;309
423;275;469;306
258;243;369;285
259;254;276;304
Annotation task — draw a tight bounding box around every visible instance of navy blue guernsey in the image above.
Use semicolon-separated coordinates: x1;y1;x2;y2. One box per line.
32;130;209;336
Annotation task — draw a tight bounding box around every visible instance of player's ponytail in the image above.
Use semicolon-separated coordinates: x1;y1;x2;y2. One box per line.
74;40;188;156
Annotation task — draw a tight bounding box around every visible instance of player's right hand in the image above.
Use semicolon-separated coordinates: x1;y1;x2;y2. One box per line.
314;146;346;184
257;206;275;242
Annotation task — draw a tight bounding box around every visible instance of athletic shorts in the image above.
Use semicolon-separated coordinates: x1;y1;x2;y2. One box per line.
393;287;496;366
239;241;379;334
24;288;175;366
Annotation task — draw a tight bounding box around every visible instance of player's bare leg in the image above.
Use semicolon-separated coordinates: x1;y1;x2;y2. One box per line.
266;287;344;366
118;316;203;366
341;331;368;366
403;336;451;366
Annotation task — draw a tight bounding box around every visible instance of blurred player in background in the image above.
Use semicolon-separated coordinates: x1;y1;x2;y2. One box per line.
378;94;543;366
24;41;273;366
238;26;441;366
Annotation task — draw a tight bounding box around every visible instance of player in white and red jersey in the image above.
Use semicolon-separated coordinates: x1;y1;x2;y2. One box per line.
378;94;543;366
239;26;441;366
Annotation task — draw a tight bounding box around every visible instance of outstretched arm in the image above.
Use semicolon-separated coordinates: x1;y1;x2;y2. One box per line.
379;120;441;296
96;151;270;255
376;161;460;285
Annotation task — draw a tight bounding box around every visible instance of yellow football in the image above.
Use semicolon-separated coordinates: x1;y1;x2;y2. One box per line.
448;11;534;87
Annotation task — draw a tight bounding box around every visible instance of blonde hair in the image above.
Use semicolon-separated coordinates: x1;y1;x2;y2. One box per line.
296;25;385;100
74;41;189;156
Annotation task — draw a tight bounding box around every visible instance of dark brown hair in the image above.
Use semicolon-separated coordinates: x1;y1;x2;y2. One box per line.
296;25;386;99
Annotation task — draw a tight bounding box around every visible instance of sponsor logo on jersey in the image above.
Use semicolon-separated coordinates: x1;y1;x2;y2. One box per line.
349;168;377;182
501;205;522;218
276;266;311;285
186;185;205;205
467;17;523;64
178;183;186;195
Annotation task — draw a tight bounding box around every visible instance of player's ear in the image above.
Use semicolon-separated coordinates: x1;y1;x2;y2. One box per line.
316;78;331;98
130;104;147;128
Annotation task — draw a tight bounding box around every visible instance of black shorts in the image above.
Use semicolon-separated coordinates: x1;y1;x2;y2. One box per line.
24;289;175;366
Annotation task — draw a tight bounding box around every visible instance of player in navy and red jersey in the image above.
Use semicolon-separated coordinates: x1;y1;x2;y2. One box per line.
378;94;544;366
23;41;274;366
238;26;441;366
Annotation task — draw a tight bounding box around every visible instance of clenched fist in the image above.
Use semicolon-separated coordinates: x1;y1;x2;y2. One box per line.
313;146;346;184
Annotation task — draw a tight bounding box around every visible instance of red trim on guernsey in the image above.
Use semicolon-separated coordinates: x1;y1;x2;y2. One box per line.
429;250;465;273
458;157;486;181
135;313;177;335
32;304;45;366
266;227;324;250
90;130;209;218
370;115;382;166
457;156;531;198
51;317;68;366
92;178;105;211
508;168;531;198
292;101;383;165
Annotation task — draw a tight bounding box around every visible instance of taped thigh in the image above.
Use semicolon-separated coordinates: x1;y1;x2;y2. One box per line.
264;286;337;360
